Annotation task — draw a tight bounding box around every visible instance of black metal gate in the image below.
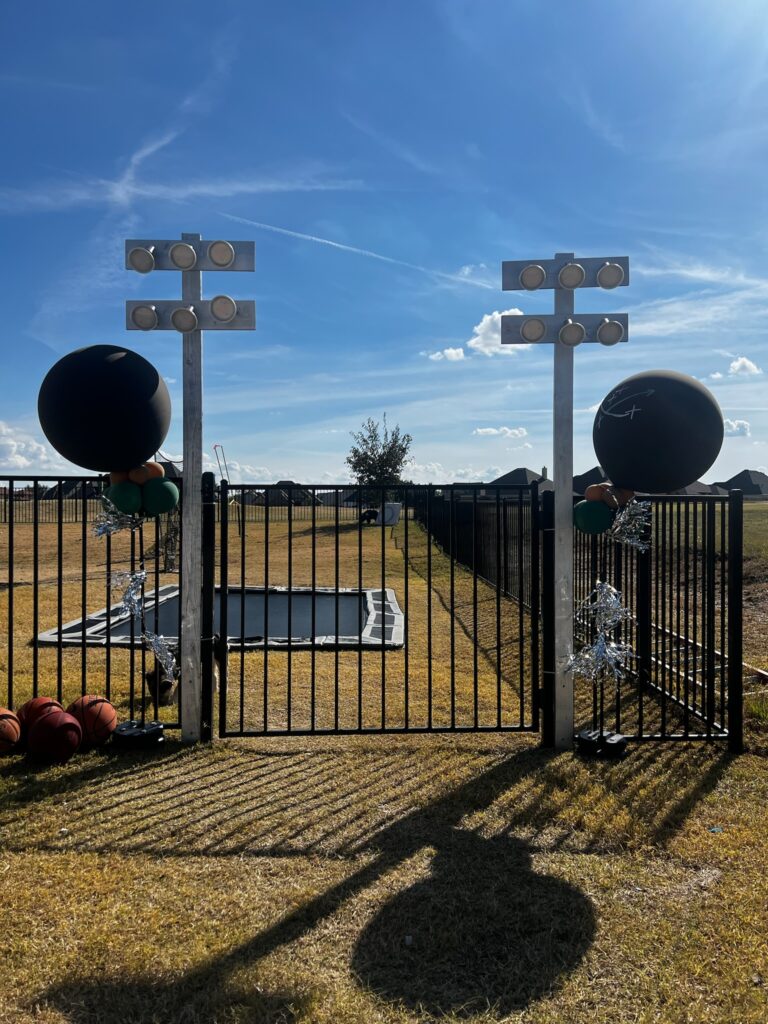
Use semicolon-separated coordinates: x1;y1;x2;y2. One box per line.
216;483;543;737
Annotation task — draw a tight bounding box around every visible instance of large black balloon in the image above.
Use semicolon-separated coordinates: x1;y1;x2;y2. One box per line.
593;370;723;493
38;346;171;472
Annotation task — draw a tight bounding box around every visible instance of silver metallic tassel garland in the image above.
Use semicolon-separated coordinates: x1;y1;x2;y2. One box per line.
610;498;651;552
94;496;143;538
568;580;635;682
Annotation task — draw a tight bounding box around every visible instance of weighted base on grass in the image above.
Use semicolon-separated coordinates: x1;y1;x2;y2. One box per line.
575;729;628;759
111;720;165;750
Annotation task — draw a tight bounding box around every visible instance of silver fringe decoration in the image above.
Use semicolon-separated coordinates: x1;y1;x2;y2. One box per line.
142;631;178;678
111;571;177;679
568;581;635;682
94;496;143;538
610;498;651;552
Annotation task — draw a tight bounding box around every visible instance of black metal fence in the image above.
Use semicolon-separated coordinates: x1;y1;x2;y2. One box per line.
0;475;744;749
217;483;541;736
0;475;184;730
562;491;743;750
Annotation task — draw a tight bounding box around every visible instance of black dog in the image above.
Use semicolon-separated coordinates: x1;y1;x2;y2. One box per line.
360;508;379;524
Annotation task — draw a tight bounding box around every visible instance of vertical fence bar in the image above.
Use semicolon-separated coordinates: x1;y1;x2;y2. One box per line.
705;501;717;737
287;486;294;732
635;518;652;739
263;488;270;731
239;489;246;734
56;483;64;702
450;486;455;730
404;485;410;730
334;487;339;731
727;490;743;753
495;487;502;728
427;485;433;730
200;472;216;742
219;481;229;737
80;481;88;695
530;482;540;732
357;487;363;730
541;489;555;746
517;488;525;727
380;485;386;730
311;489;317;732
472;488;478;728
7;482;13;709
32;481;39;695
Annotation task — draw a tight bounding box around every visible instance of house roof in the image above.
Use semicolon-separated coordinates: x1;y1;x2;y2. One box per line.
572;466;608;495
714;469;768;495
489;467;552;488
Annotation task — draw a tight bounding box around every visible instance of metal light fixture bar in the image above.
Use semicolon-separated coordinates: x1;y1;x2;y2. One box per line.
126;299;256;332
125;239;255;273
501;312;629;346
502;255;630;292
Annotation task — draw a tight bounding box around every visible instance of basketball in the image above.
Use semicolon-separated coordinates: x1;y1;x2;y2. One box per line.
37;345;171;472
28;711;82;764
0;708;21;754
66;695;118;748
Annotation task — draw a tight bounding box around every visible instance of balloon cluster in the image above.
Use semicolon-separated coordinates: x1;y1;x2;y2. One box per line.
0;695;118;765
573;482;634;536
106;462;179;517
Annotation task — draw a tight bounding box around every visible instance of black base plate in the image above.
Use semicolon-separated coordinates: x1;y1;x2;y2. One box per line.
575;728;628;759
111;720;165;750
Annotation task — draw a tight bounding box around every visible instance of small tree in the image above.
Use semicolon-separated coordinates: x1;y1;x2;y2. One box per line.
346;414;413;487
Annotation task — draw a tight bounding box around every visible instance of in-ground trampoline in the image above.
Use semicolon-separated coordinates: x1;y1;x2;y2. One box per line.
37;585;404;650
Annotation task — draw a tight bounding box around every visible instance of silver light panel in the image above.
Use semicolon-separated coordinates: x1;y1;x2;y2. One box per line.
501;312;629;345
126;299;256;331
125;239;255;272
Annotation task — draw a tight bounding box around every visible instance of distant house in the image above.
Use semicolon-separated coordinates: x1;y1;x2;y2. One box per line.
572;466;608;496
490;467;552;491
41;480;101;501
714;469;768;497
236;481;322;508
671;481;727;497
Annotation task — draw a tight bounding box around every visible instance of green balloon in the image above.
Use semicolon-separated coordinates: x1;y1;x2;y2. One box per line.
573;499;613;535
141;478;179;516
105;481;142;515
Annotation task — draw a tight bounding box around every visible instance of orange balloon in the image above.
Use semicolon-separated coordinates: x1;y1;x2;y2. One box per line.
584;483;611;502
128;461;165;485
109;470;130;485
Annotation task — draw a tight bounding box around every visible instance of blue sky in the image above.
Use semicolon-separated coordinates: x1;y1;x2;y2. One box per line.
1;0;766;484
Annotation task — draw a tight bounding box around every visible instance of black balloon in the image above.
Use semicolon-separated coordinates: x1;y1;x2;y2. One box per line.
38;346;171;472
593;370;723;493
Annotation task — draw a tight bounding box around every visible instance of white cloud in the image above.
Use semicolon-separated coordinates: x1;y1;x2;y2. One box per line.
466;308;527;356
409;461;502;484
507;442;533;451
724;418;751;437
709;371;724;380
729;356;762;376
472;426;528;438
0;422;67;472
428;347;465;361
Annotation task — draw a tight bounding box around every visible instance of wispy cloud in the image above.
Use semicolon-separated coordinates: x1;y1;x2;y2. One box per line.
472;426;527;438
427;347;465;362
567;84;626;152
221;213;494;290
343;111;437;174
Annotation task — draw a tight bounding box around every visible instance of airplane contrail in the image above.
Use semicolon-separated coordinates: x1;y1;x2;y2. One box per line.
220;212;494;290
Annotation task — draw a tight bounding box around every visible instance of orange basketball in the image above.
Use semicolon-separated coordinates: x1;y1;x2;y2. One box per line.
128;461;165;485
28;711;82;764
109;469;130;485
66;695;118;748
17;697;63;752
0;708;21;755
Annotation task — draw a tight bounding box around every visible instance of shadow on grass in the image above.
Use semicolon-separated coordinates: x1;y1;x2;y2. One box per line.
5;737;734;1022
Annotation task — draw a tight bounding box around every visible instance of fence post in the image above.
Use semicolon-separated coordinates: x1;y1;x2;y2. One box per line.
541;488;555;746
635;514;653;739
529;482;541;731
727;490;744;754
200;471;216;742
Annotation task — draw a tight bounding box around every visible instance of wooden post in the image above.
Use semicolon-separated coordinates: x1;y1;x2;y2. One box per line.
180;232;203;743
553;253;575;749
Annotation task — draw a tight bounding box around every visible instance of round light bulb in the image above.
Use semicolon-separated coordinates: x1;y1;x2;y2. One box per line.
171;306;198;333
169;242;197;270
130;304;159;331
210;294;237;323
208;240;236;268
520;317;547;343
559;319;585;346
558;262;586;289
127;246;155;274
519;264;546;290
596;261;625;289
596;318;625;346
